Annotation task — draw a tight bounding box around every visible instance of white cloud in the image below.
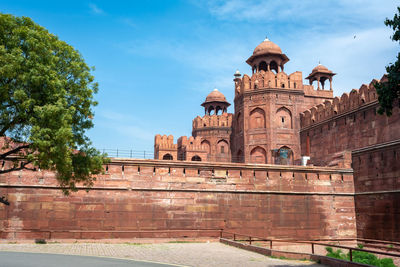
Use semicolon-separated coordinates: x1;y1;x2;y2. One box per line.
285;27;397;96
89;3;105;15
201;0;398;25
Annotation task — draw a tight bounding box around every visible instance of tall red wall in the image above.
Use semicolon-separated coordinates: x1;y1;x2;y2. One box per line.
0;159;355;240
352;142;400;241
300;80;400;241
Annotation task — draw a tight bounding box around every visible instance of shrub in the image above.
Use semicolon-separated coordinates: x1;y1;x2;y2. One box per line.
325;247;396;267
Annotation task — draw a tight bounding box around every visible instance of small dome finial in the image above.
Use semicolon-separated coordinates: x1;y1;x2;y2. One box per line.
213;88;218;91
264;36;269;42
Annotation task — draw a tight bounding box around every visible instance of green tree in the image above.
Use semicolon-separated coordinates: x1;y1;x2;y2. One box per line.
0;13;106;195
375;6;400;116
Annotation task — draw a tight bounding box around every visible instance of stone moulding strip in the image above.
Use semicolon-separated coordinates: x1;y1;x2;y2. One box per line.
243;88;305;97
0;184;355;196
351;139;400;155
354;190;400;195
106;158;353;174
4;156;354;174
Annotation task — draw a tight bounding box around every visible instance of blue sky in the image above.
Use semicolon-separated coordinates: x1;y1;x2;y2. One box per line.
2;0;399;154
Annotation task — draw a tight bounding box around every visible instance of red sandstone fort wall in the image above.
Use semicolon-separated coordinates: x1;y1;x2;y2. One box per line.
300;77;400;242
353;142;400;241
0;159;355;240
300;78;399;166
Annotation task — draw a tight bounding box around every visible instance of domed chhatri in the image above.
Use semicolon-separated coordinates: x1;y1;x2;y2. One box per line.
201;88;230;115
306;63;336;90
203;88;228;104
246;37;289;74
252;37;283;56
311;64;332;74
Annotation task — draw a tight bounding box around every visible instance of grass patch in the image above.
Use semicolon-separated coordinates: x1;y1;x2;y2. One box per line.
34;239;46;244
325;245;396;267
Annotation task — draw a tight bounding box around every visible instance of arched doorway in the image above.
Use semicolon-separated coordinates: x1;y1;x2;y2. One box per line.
191;155;201;161
273;146;293;165
162;154;173;160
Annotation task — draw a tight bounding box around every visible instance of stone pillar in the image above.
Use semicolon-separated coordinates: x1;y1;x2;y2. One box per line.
317;77;320;90
329;77;333;90
267;63;270;71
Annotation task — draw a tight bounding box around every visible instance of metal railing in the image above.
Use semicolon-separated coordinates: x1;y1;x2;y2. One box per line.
99;149;302;166
99;149;153;159
221;231;400;263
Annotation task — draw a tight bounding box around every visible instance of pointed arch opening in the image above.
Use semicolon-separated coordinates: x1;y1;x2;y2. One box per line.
191;155;201;161
270;60;278;74
207;106;214;115
163;154;173;160
276;107;292;129
249;108;266;129
217;139;229;154
273;146;293;165
201;140;211;154
250;146;267;164
259;61;268;72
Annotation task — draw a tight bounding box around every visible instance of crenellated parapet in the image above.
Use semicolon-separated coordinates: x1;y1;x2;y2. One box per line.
300;76;383;128
154;134;178;160
178;136;204;151
234;70;304;96
192;113;233;130
177;136;209;161
154;134;177;149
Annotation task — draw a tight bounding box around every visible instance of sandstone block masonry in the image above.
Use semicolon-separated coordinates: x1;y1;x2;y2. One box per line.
300;80;400;241
0;159;355;240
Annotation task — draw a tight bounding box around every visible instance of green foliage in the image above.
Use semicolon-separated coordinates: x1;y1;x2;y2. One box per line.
0;13;107;194
325;247;396;267
374;6;400;116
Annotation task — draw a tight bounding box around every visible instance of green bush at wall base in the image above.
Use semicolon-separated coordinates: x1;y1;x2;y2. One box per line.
325;246;396;267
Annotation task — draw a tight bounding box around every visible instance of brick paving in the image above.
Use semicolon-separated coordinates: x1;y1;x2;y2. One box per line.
0;242;325;267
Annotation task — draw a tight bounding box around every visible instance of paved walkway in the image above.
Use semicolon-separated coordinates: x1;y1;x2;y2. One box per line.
0;242;325;267
0;251;179;267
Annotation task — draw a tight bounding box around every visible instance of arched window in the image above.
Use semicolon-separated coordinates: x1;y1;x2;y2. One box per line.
259;61;268;71
216;106;222;115
191;155;201;161
276;107;292;129
250;147;267;164
270;61;278;73
249;108;266;129
201;140;211;154
207;106;214;115
217;140;229;154
163;154;173;160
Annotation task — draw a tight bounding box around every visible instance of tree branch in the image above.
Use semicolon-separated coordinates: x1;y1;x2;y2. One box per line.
0;144;30;160
0;160;34;174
